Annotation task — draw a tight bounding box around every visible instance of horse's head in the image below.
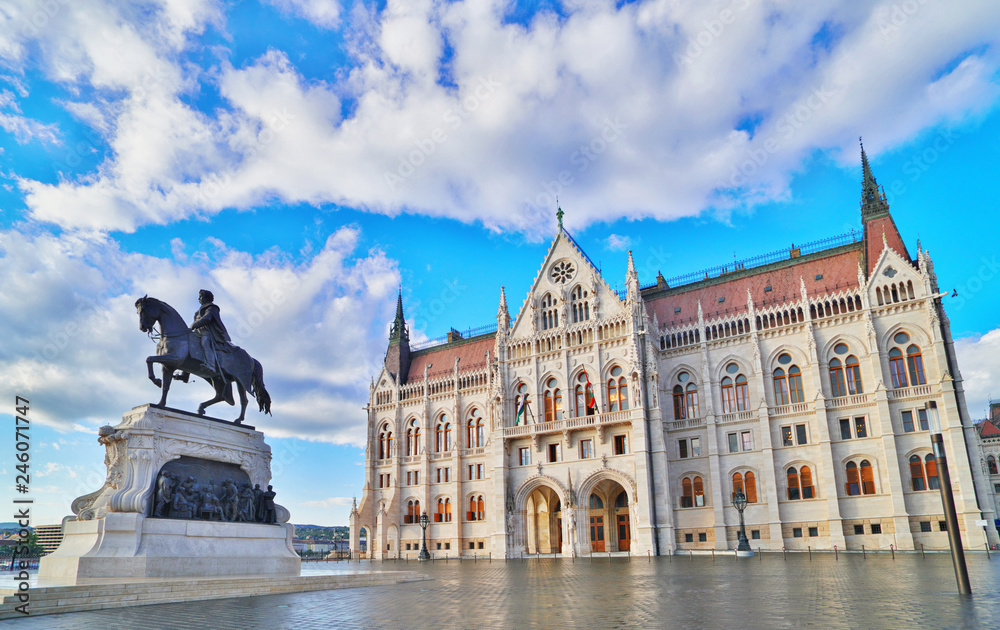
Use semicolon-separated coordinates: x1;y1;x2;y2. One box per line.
135;295;153;333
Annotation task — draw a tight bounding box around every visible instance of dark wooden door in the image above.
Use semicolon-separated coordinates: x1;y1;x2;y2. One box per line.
617;514;631;551
590;516;605;552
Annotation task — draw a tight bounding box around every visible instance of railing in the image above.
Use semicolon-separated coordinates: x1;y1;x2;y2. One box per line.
410;322;500;350
718;410;756;424
462;447;487;457
665;417;706;431
502;409;638;438
771;402;811;417
400;455;420;464
429;451;452;461
641;230;860;291
825;393;872;410
887;385;932;401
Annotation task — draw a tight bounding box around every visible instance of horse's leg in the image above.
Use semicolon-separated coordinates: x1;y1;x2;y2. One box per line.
235;382;248;425
198;381;227;416
146;356;161;387
158;366;174;407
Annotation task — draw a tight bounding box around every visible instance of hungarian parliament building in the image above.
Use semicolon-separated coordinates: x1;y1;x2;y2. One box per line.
350;147;996;557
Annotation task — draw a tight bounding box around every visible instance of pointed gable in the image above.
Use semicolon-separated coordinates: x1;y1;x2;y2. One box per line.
980;420;1000;438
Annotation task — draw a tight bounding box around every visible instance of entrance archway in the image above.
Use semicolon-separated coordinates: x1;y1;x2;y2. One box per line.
587;480;630;552
525;486;562;554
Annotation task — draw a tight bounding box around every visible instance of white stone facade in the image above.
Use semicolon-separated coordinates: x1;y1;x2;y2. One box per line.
352;194;994;558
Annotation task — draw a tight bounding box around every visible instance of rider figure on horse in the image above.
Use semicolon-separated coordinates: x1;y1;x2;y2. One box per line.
186;289;235;404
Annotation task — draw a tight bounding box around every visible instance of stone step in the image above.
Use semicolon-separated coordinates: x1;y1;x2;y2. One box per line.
0;571;428;620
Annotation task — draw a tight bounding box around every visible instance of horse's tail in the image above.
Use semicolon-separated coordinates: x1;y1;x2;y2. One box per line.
251;359;271;415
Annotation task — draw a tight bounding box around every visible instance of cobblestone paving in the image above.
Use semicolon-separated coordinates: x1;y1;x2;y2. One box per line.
5;553;1000;629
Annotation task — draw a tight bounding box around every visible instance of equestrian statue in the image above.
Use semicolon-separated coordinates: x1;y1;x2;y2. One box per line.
135;290;271;424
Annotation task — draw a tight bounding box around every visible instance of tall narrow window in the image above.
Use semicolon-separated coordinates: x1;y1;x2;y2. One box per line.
845;356;863;394
681;477;693;508
845;461;860;496
607;366;627;411
378;424;392;459
735;375;748;411
571;286;590;323
406;420;420;456
909;455;926;491
788;366;804;403
889;348;908;388
829;359;847;397
860;460;875;495
787;467;801;500
673;385;687;420
745;472;758;503
693;476;705;507
721;377;735;414
436;416;451;452
800;466;814;499
773;368;789;406
732;472;744;499
907;345;926;385
466;408;484;448
686;383;700;418
925;455;939;490
989;456;998;475
544;378;562;422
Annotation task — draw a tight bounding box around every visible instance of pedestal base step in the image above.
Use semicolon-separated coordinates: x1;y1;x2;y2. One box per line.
0;571;429;620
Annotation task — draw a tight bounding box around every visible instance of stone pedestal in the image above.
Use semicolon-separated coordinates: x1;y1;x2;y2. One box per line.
40;404;300;580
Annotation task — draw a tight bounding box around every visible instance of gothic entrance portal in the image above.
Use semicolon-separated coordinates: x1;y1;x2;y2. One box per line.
588;479;630;553
525;486;562;554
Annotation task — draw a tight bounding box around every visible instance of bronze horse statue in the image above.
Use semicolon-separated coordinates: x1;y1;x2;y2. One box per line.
135;296;271;424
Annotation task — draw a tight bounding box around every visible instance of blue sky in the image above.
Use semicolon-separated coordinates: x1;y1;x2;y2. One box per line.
2;0;1000;527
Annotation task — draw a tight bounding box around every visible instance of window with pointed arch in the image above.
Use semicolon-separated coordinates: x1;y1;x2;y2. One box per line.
607;366;629;412
514;383;530;426
732;471;758;503
574;372;597;417
845;460;876;496
467;495;485;521
989;455;998;475
405;419;420;457
466;408;484;448
773;354;804;405
888;332;926;388
571;285;590;323
541;293;558;330
906;345;926;385
787;465;814;500
845;356;863;394
405;499;420;524
435;498;452;523
910;454;932;491
721;363;748;413
680;476;705;508
544;378;564;422
925;454;940;490
378;424;393;459
435;415;451;452
829;358;847;397
672;371;699;420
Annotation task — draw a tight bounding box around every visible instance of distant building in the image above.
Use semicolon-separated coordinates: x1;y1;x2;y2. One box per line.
973;402;1000;541
351;144;995;557
33;524;64;555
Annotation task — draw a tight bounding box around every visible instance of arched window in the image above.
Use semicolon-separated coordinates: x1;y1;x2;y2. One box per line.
909;455;926;491
735;375;748;411
541;293;558;330
575;372;596;417
514;383;530;426
681;478;693;508
829;359;847;397
571;286;590;323
686;383;699;418
721;377;735;414
406;419;420;456
378;424;392;459
989;455;998;475
693;476;705;507
845;461;860;496
544;378;563;422
436;498;451;522
845;356;863;395
907;345;926;385
673;385;687;420
615;492;628;508
436;416;451;452
773;368;789;406
889;348;908;388
788;366;804;403
787;465;814;500
732;472;743;500
860;460;875;495
406;499;420;523
477;495;485;520
745;472;757;503
466;408;484;448
607;366;628;412
925;455;939;490
589;494;604;509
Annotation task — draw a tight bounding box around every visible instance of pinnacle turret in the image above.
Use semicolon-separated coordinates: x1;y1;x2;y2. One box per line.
860;137;890;221
389;290;408;344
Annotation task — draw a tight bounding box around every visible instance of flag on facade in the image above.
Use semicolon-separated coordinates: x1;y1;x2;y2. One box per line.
515;395;527;425
584;373;597;412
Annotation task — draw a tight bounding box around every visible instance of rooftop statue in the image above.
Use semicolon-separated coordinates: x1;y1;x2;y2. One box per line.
136;290;272;424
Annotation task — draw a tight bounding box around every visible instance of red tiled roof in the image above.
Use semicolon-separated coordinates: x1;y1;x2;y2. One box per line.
644;247;863;329
406;335;496;382
865;215;910;274
980;420;1000;437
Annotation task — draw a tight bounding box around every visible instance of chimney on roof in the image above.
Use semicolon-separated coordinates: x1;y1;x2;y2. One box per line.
447;328;463;343
656;271;668;290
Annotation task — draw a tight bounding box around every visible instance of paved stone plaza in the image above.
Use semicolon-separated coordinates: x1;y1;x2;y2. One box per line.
4;553;1000;629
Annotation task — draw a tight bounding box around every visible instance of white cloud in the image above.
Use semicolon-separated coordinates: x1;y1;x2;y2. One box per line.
0;227;399;445
606;234;631;252
955;328;1000;420
6;1;1000;235
265;0;342;29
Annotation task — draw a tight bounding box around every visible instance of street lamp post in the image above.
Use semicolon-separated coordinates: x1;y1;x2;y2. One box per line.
926;400;971;595
418;511;431;561
733;490;753;557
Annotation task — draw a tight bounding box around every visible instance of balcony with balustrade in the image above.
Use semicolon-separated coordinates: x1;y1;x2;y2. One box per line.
502;408;639;440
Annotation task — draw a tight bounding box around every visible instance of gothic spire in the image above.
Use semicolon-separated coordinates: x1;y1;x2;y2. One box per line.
389;290;408;344
497;285;510;330
860;137;889;221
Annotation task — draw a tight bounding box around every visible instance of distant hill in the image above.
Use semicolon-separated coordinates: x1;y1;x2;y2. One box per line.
0;523;25;531
292;524;349;540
